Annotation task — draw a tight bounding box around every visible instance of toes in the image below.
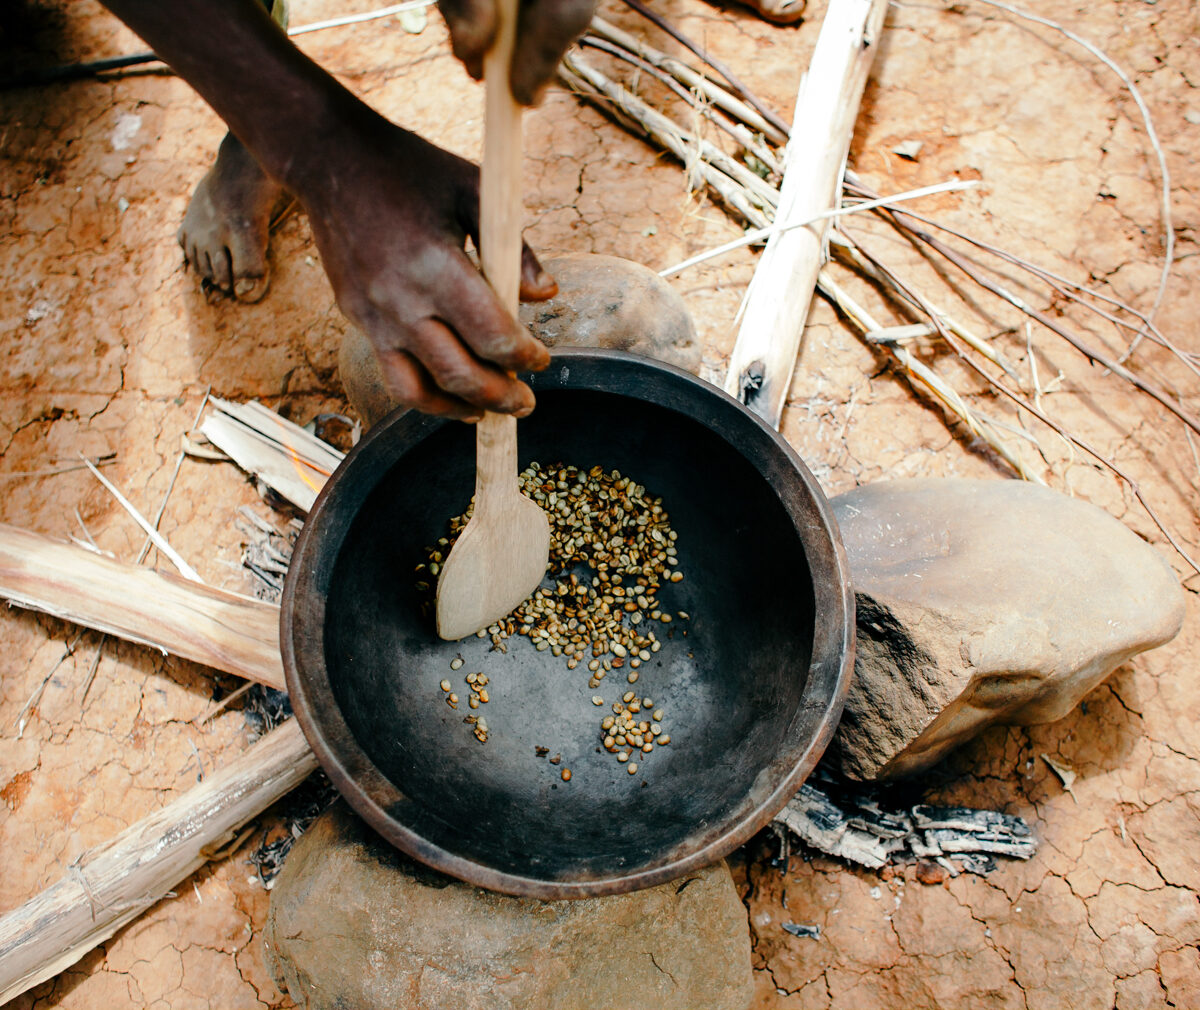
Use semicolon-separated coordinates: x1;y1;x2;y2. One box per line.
233;274;270;303
745;0;806;24
213;247;234;292
228;230;271;304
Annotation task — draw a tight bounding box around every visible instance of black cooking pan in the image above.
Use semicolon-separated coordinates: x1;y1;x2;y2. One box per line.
281;348;854;898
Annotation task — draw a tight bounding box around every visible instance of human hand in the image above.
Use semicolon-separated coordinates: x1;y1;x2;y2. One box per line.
296;112;556;419
439;0;595;104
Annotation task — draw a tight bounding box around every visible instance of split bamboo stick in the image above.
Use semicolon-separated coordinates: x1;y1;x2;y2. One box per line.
0;524;285;690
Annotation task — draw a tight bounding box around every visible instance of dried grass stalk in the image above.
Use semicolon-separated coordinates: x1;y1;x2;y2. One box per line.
559;53;774;226
817;272;1043;481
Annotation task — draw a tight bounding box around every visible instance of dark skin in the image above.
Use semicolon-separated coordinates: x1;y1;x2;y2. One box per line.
102;0;594;419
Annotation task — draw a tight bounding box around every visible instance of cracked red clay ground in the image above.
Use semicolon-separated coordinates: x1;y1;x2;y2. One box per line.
2;1;1199;1007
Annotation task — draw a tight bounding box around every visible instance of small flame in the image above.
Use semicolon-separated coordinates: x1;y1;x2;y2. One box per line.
283;442;331;493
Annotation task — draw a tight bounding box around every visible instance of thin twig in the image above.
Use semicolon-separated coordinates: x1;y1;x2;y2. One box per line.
78;388;210;581
72;389;212;712
74;509;102;552
874;199;1200;385
16;630;86;737
659;179;977;278
78;645;104;708
286;0;435;36
879;208;1200;437
1184;429;1200;492
559;55;773;226
578;34;782;176
829;230;1018;376
617;0;793;139
0;455;117;480
833;225;1200;568
963;0;1173;358
906;280;1200;574
194;682;255;726
81;457;202;583
586;17;788;148
135;387;211;568
818;270;1039;480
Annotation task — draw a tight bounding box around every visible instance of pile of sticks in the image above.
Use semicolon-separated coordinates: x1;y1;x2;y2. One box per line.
565;0;1198;573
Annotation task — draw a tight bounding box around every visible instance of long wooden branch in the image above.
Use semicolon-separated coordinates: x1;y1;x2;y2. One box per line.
723;0;890;427
0;524;285;690
0;719;317;1004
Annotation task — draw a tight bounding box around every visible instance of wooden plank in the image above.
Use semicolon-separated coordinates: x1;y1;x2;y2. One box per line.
724;0;890;428
0;524;285;689
0;719;318;1004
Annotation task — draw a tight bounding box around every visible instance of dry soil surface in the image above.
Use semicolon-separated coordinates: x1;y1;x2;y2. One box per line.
1;1;1198;1008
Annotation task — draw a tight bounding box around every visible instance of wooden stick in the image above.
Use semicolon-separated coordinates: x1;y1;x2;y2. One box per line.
0;524;285;690
586;16;788;147
723;0;889;427
435;0;551;640
617;0;793;140
817;270;1043;482
200;398;344;514
80;457;203;583
885;207;1200;437
0;719;317;1004
559;54;773;227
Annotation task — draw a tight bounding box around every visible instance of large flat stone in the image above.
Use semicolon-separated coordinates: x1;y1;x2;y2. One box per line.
830;478;1184;780
265;802;753;1010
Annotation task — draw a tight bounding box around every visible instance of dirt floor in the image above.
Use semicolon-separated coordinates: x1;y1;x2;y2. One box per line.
1;0;1199;1007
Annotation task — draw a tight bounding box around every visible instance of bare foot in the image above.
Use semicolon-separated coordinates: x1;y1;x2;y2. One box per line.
178;131;286;302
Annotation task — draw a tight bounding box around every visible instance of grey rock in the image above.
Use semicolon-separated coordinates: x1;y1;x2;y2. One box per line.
517;253;700;374
338;253;699;428
830;478;1184;781
265;802;753;1010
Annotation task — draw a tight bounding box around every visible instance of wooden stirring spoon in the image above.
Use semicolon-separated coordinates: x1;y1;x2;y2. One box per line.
435;0;551;641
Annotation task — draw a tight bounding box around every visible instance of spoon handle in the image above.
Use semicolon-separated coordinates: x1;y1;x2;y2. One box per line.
475;0;522;507
481;0;522;312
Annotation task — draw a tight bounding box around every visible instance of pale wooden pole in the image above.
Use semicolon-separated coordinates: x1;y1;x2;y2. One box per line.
0;523;285;689
0;719;317;1004
723;0;890;427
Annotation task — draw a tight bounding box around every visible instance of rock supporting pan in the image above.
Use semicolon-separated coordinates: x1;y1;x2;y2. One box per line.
281;348;854;898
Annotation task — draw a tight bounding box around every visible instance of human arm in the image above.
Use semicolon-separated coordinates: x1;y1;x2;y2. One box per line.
101;0;562;418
